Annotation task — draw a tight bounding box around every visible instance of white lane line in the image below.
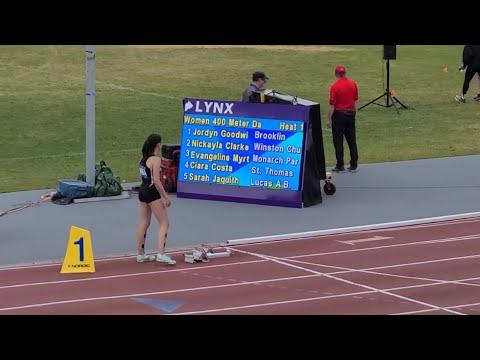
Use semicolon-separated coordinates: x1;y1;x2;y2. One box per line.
281;255;480;292
228;216;480;246
333;253;480;273
2;219;480;271
393;300;480;315
288;233;480;260
228;247;464;315
3;271;479;314
2;230;478;273
339;236;393;245
0;259;264;290
0;245;227;271
173;291;376;315
0;274;319;312
173;281;464;315
392;308;443;315
4;238;480;290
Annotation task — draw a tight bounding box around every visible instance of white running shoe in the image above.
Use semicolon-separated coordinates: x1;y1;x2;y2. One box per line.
136;254;156;263
156;253;176;265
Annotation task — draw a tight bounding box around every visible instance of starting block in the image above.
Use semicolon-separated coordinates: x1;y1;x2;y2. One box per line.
184;246;232;264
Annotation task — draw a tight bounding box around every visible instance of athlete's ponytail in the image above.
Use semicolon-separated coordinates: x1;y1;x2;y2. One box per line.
141;134;162;160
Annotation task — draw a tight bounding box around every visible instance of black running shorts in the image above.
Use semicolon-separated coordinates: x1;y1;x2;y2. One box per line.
138;185;161;204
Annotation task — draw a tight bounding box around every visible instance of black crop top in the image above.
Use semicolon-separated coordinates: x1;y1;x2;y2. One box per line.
139;155;155;187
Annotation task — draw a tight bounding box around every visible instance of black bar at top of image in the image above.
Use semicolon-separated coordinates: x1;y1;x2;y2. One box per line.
0;5;478;44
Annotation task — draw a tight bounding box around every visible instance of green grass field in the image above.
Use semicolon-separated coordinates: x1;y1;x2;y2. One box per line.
0;45;479;193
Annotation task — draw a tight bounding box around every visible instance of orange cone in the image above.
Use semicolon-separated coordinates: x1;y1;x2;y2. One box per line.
443;66;448;73
391;89;397;97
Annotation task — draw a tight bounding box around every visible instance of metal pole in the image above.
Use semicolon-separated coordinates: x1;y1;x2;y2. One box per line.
85;45;96;186
386;59;390;107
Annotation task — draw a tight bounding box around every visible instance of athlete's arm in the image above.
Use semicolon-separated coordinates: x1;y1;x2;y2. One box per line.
151;157;171;207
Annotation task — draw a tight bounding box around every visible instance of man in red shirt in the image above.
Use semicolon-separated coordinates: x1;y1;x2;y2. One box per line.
328;64;359;172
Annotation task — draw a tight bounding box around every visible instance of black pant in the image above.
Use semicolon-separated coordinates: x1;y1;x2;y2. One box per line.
332;111;358;168
462;64;480;95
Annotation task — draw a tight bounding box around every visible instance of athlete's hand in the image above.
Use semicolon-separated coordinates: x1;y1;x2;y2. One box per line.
163;197;172;208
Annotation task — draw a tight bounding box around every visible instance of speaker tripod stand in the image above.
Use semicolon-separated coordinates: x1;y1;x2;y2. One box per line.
358;59;408;114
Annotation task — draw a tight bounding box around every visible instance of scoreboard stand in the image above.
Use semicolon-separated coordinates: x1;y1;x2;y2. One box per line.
177;95;332;208
251;89;332;206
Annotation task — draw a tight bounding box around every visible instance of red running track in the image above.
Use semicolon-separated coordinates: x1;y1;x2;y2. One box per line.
3;217;480;315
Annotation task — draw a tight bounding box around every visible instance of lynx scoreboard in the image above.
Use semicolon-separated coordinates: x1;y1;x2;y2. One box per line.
177;97;325;208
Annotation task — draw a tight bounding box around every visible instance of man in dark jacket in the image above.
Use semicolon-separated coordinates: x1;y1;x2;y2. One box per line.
242;71;269;102
455;45;480;103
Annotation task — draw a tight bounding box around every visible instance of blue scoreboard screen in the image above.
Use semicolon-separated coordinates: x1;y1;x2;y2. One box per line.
177;98;310;207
